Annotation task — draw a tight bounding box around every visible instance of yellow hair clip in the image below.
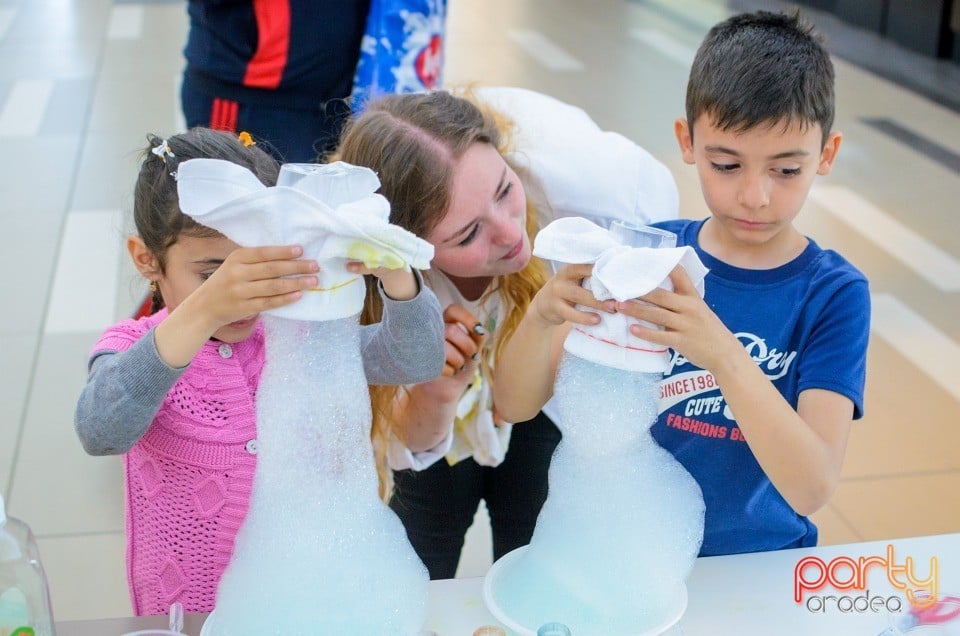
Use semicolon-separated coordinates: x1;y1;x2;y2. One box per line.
238;131;256;147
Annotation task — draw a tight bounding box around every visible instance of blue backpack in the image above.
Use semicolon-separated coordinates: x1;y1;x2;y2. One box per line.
351;0;447;113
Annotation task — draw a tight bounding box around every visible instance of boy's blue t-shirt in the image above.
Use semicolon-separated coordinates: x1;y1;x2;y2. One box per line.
650;218;870;556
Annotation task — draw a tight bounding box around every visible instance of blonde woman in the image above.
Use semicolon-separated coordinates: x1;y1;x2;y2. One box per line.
337;87;678;578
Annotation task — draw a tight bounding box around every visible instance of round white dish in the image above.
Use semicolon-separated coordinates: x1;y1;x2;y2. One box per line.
481;546;688;636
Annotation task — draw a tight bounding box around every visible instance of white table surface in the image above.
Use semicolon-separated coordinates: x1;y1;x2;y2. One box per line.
58;533;960;636
423;533;960;636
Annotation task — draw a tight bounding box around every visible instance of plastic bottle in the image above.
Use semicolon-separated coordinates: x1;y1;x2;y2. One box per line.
0;494;56;636
537;622;573;636
609;219;677;249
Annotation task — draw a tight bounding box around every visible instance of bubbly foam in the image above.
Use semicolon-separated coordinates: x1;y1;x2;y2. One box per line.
490;354;704;635
208;316;428;635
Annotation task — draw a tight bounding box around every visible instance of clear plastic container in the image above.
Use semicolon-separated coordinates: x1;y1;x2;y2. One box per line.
537;622;573;636
610;220;677;249
0;494;56;636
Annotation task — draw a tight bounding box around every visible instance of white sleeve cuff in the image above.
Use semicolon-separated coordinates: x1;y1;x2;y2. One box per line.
387;428;454;471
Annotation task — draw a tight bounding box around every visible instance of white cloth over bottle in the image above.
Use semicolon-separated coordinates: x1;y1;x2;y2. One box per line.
533;216;708;373
177;159;434;321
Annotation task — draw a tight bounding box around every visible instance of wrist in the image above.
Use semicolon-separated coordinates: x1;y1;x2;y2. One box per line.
528;296;560;329
415;375;468;404
708;334;753;381
170;293;221;340
153;308;215;368
380;268;418;301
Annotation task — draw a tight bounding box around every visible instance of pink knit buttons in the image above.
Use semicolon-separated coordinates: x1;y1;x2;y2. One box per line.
217;343;233;358
244;439;258;455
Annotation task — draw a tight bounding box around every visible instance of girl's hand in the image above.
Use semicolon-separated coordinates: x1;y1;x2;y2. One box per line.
346;262;418;301
393;304;492;451
155;245;318;369
440;304;485;377
531;263;615;327
193;245;319;330
616;266;740;371
413;304;486;403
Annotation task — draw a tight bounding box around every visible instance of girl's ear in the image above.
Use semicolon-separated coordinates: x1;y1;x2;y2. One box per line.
127;236;160;280
675;118;695;164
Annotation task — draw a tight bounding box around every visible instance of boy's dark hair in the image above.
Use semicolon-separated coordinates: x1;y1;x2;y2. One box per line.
134;127;279;311
686;10;835;146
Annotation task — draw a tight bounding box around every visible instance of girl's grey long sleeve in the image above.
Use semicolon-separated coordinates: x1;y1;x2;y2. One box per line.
75;327;186;456
76;274;444;457
360;276;445;386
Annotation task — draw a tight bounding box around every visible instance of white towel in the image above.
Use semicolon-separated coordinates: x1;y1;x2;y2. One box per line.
473;86;679;228
533;217;708;372
176;159;434;321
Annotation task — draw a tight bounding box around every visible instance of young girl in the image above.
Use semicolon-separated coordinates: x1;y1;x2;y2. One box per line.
335;87;678;579
74;127;444;614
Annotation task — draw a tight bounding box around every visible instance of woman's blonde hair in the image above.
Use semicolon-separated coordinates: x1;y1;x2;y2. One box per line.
336;89;548;500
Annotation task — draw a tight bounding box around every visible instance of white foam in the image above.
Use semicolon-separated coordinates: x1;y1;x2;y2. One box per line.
488;354;704;635
208;316;428;634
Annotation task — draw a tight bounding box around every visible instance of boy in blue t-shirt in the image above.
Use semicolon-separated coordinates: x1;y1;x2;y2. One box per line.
638;10;870;555
493;10;869;556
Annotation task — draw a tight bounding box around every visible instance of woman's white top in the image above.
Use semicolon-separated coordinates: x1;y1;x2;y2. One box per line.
388;86;679;471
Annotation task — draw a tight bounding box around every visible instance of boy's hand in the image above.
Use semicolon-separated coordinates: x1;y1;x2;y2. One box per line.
194;245;319;330
347;262;418;301
617;265;740;371
531;263;615;327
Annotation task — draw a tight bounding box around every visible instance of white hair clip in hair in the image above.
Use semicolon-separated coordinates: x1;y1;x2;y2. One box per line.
151;139;175;163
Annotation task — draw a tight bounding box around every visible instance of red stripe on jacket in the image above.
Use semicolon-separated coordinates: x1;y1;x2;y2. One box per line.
242;0;291;89
210;98;239;132
211;98;223;129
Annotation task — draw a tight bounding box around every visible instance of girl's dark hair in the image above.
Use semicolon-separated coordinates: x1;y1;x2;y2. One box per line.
134;127;280;311
686;10;835;145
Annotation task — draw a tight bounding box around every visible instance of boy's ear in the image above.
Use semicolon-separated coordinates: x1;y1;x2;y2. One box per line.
127;236;160;280
674;118;695;164
817;130;843;175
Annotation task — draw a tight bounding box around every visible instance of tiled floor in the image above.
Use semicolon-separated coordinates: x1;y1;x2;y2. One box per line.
1;0;958;623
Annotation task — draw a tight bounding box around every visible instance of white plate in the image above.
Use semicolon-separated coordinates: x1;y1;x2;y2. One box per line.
198;611;215;636
481;546;687;636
